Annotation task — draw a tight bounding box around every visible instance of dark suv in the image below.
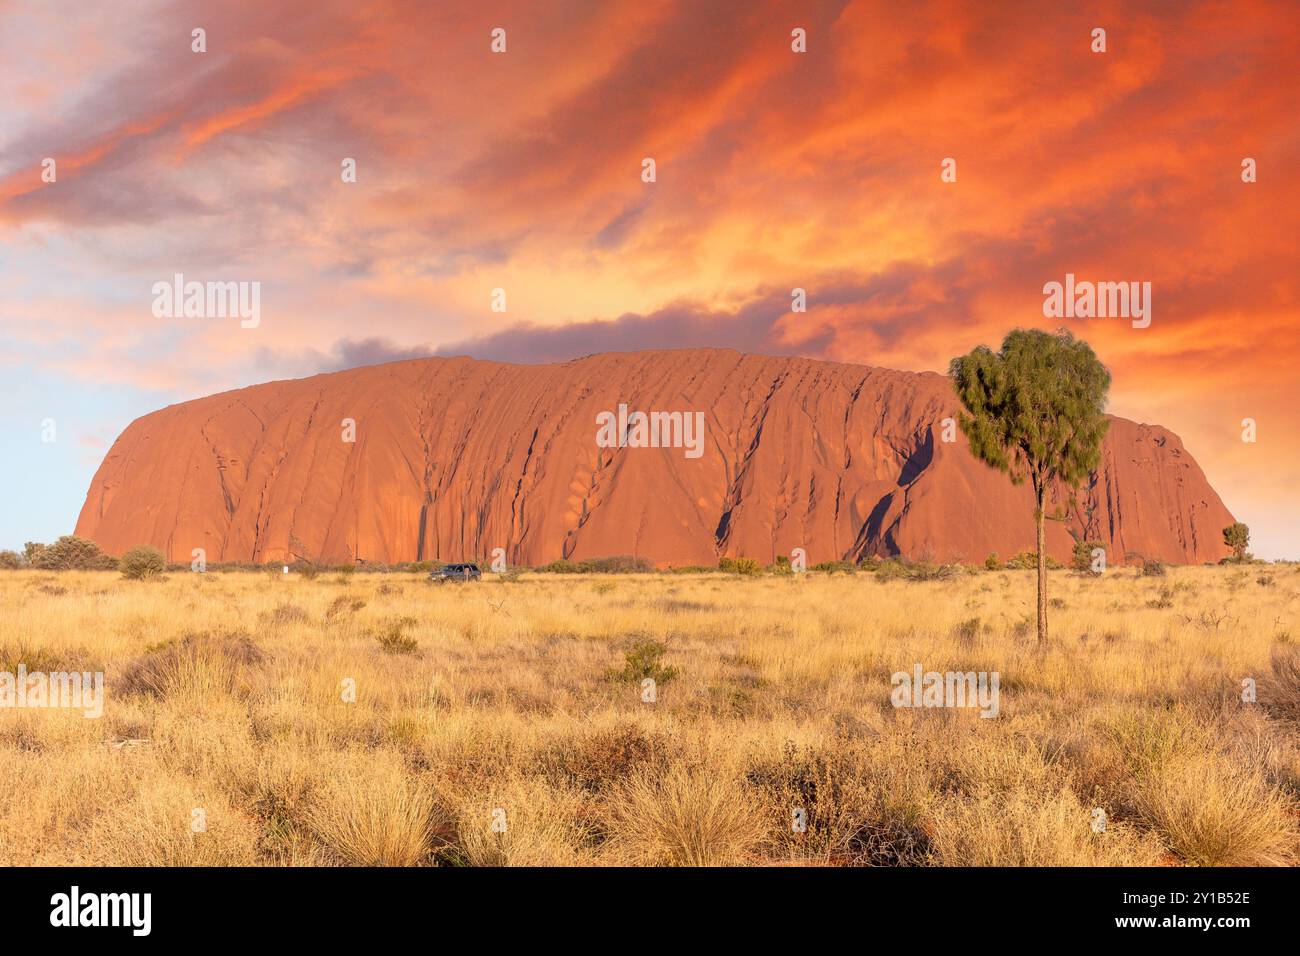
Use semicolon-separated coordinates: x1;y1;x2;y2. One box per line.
429;563;482;583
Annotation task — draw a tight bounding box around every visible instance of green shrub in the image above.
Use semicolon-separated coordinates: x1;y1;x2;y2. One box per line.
1003;550;1063;571
536;555;653;574
120;545;166;580
609;639;678;685
0;551;22;570
1071;540;1104;573
983;553;1001;570
809;560;856;574
590;555;654;573
875;557;958;582
719;557;762;575
390;561;434;573
1140;558;1167;577
537;559;583;574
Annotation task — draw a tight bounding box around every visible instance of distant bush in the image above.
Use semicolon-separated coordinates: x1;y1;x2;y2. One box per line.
591;555;654;573
1071;540;1104;574
186;562;270;573
719;557;762;575
120;545;166;580
1003;551;1063;571
288;561;321;580
537;559;582;574
665;565;714;574
770;555;793;575
1140;558;1167;577
537;555;653;574
0;551;22;570
29;536;117;571
809;560;856;574
874;557;958;582
984;553;1001;570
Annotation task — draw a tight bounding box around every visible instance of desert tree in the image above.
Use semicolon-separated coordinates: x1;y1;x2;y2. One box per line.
28;535;117;571
1222;522;1250;562
950;329;1111;643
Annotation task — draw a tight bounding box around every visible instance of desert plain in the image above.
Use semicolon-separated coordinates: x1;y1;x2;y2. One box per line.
1;564;1297;867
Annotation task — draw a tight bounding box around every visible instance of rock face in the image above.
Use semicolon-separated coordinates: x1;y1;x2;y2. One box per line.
75;349;1235;567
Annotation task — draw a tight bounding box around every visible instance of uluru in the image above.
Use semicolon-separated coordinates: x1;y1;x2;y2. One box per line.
74;349;1235;567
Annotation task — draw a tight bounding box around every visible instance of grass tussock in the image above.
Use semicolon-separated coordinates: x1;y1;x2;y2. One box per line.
305;759;447;866
607;764;764;866
118;631;264;702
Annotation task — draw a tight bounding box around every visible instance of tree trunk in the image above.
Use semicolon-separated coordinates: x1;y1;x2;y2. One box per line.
1035;488;1048;644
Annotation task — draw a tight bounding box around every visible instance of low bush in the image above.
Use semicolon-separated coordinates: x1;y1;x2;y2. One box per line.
120;545;166;580
809;560;856;574
536;555;653;574
1071;539;1104;574
874;558;958;582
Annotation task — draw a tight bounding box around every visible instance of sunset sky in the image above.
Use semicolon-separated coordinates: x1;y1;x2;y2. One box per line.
1;0;1296;558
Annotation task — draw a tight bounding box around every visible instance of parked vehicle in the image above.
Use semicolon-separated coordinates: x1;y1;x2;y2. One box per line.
429;563;482;583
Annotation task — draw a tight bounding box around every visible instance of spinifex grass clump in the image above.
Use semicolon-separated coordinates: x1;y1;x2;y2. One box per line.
374;617;419;655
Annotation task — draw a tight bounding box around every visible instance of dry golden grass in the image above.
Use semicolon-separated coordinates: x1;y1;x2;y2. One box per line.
0;564;1297;867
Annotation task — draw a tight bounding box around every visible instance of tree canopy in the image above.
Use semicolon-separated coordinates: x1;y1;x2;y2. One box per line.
949;328;1111;496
